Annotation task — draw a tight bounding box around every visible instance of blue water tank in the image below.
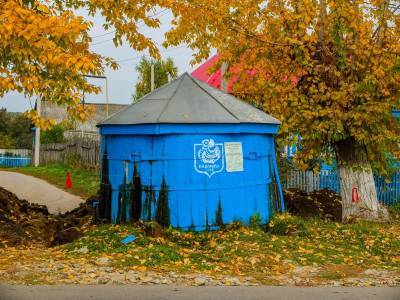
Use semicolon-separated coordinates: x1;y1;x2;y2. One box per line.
98;73;284;230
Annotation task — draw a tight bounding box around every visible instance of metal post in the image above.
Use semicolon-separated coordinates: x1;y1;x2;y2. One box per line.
34;97;41;167
105;77;109;117
151;63;155;92
221;62;228;92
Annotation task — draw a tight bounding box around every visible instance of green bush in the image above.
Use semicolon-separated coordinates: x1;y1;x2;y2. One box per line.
249;212;262;228
0;133;16;148
389;203;400;220
268;213;309;236
41;124;65;144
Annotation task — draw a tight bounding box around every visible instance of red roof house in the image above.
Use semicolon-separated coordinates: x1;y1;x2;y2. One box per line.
191;54;238;93
191;54;298;93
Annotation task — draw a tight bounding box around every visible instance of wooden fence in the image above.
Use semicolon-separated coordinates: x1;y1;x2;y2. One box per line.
64;130;100;141
0;148;31;157
40;138;100;169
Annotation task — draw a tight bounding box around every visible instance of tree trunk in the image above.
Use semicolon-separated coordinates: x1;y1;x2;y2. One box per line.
336;139;389;222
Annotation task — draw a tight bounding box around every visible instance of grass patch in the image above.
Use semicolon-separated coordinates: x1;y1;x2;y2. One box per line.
1;163;99;198
390;203;400;221
64;224;142;253
267;213;309;236
63;215;400;277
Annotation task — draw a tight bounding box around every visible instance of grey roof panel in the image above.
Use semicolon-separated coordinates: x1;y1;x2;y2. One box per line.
100;100;168;125
158;74;239;123
193;77;281;124
98;72;280;126
141;77;181;100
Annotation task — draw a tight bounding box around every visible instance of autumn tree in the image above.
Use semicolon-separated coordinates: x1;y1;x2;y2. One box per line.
1;0;179;127
0;0;120;127
133;56;178;101
159;0;400;221
3;0;399;221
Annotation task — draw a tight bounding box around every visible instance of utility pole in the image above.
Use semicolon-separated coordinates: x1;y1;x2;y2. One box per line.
151;63;155;91
33;97;41;167
105;77;109;117
221;62;228;92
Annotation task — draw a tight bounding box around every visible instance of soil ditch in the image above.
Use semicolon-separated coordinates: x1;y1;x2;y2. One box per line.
0;186;344;247
0;186;96;248
284;188;342;221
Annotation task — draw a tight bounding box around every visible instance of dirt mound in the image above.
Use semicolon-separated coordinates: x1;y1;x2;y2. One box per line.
0;187;96;248
284;188;342;221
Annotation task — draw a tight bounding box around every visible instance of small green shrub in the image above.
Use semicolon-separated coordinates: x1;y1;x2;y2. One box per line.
389;202;400;220
249;212;262;228
41;124;65;144
268;213;309;236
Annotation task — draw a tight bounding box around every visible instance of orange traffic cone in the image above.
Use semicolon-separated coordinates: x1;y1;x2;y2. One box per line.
66;172;73;189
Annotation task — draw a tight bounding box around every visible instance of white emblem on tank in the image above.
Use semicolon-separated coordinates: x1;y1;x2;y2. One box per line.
194;139;224;178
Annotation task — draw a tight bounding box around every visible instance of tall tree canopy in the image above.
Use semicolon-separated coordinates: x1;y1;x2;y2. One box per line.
133;57;178;101
162;0;400;220
2;0;399;220
162;1;400;173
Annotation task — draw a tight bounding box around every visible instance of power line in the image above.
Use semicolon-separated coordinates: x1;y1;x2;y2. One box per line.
91;30;116;39
91;38;115;46
90;8;170;41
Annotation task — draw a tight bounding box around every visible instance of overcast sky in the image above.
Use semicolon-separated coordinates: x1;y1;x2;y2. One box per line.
0;9;211;112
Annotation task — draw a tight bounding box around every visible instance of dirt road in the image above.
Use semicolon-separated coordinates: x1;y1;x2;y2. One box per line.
0;285;399;300
0;171;83;214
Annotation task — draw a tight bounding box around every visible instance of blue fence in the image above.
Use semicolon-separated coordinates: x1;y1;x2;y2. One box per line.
0;156;32;168
375;173;400;206
318;167;340;192
284;167;400;206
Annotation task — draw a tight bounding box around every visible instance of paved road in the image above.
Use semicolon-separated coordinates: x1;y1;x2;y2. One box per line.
0;171;83;214
0;285;399;300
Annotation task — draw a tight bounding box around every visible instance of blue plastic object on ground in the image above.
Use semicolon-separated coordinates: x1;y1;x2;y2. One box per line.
121;235;136;244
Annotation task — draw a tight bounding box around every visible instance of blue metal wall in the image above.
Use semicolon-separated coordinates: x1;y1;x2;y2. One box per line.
100;125;284;230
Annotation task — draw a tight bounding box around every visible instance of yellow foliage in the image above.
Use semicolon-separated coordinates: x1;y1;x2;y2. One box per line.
0;0;116;124
2;0;400;172
159;0;400;173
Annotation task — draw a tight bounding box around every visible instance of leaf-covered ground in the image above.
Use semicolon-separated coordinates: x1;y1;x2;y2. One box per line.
0;214;399;286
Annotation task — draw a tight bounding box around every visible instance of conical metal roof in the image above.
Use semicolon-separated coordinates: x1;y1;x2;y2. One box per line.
98;72;280;126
